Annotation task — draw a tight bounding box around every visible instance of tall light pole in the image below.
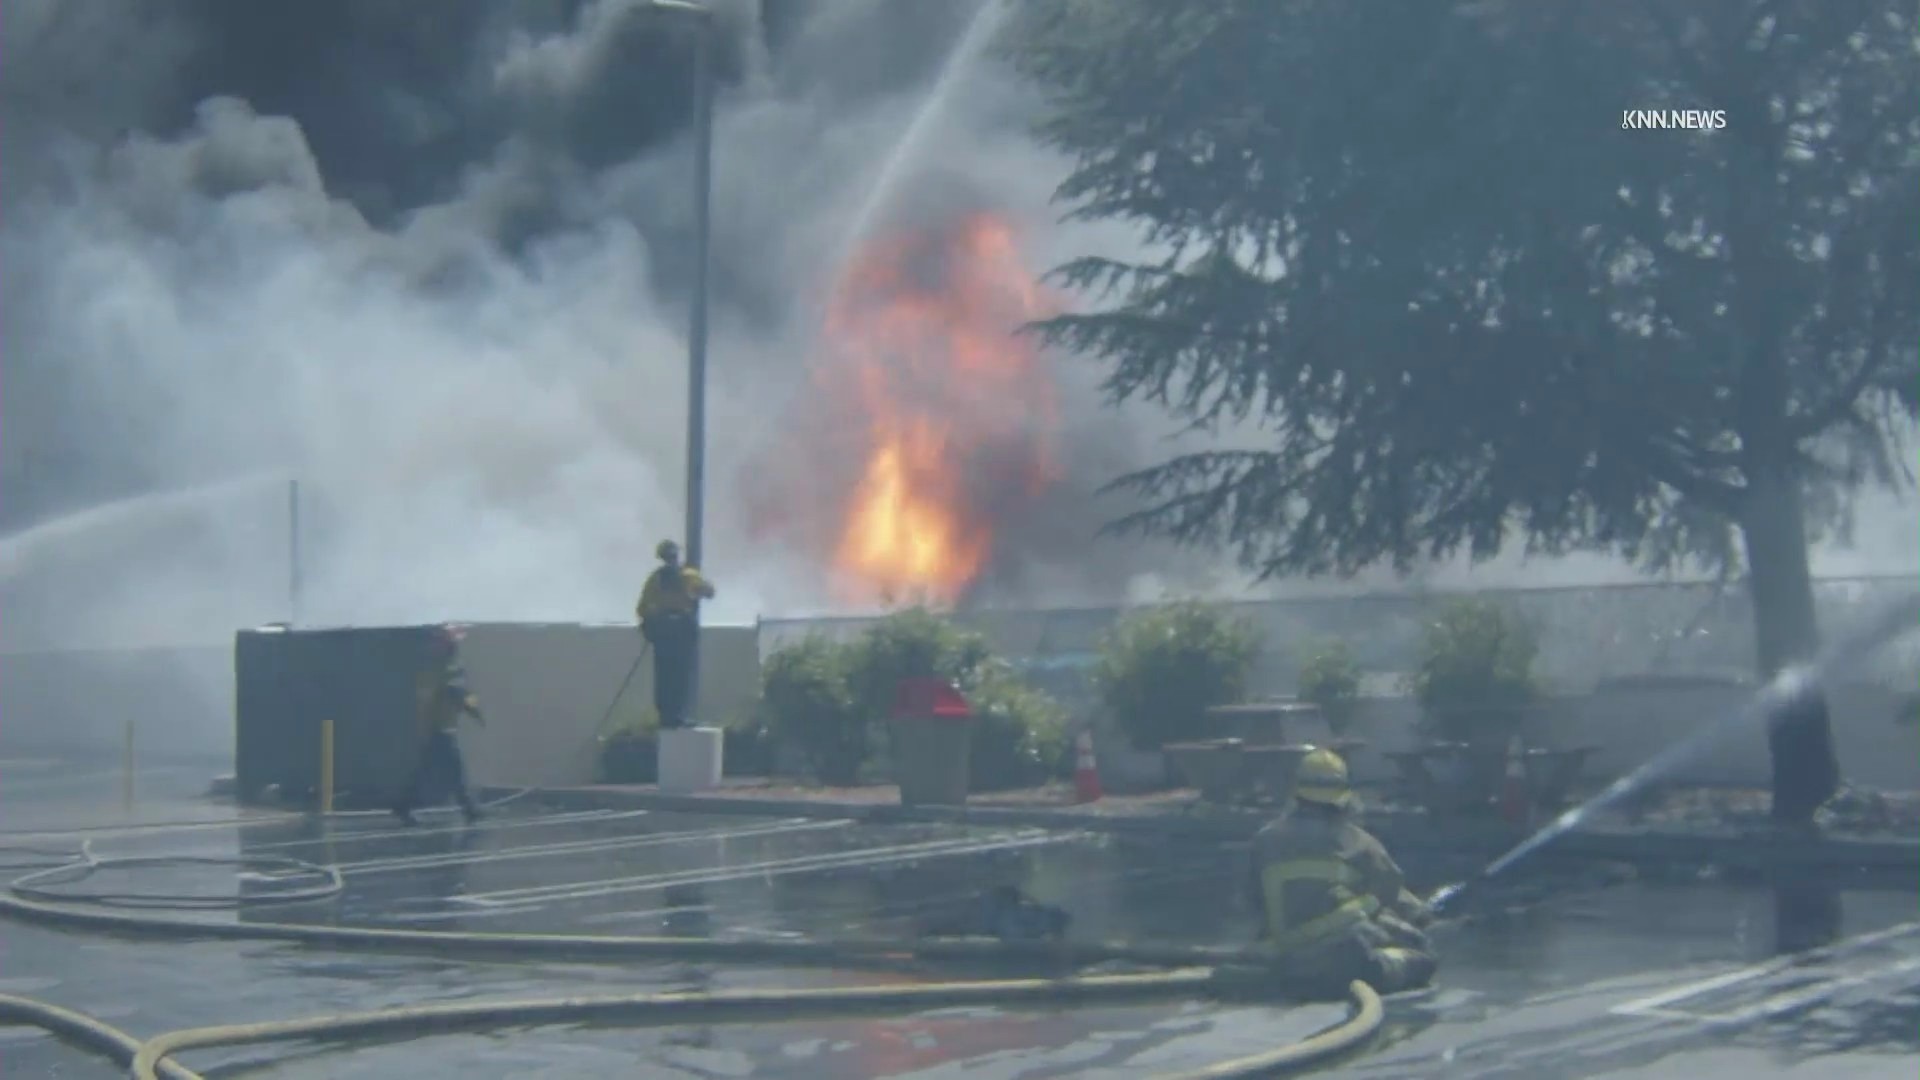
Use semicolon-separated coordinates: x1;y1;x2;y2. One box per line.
652;0;715;573
653;0;716;727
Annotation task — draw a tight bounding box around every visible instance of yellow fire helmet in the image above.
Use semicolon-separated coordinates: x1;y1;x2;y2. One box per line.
1294;746;1354;808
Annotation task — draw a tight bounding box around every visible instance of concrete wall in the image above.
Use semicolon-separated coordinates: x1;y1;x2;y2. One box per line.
764;575;1917;704
4;624;756;787
1323;679;1919;791
457;623;760;789
10;621;1911;795
0;646;231;762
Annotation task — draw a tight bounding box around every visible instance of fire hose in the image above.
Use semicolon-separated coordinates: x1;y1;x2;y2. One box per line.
0;875;1241;968
0;829;1630;1076
0;840;1618;962
0;810;1637;1076
0;873;1386;1078
6;842;343;910
0;977;1383;1080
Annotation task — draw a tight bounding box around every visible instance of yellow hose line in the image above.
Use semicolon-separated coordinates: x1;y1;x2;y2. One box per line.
129;970;1217;1079
0;971;1198;1080
0;872;1385;1077
0;968;1382;1076
0;974;1383;1080
0;994;198;1080
1157;980;1385;1079
0;888;1238;971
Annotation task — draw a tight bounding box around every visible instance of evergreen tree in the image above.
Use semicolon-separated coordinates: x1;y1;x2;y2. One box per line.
1012;0;1919;823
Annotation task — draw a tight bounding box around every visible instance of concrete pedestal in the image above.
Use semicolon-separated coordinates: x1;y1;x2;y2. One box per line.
658;726;724;794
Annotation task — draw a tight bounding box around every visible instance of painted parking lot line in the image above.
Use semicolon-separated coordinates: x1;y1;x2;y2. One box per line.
0;815;288;844
385;899;722;927
1609;920;1920;1021
337;818;852;875
377;902;562;924
455;830;1081;908
1693;954;1920;1026
1394;923;1920;1076
6;808;641;853
1360;934;1920;1080
244;809;652;852
0;807;649;853
574;903;715;927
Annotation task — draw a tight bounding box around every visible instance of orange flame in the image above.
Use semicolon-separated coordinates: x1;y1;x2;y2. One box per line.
796;211;1060;606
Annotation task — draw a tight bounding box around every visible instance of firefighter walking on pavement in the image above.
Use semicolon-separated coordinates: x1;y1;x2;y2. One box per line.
637;539;715;730
1240;747;1439;997
393;624;485;826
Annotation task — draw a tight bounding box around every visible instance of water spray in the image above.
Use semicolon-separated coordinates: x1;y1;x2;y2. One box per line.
833;0;1013;266
1428;592;1920;916
0;471;289;581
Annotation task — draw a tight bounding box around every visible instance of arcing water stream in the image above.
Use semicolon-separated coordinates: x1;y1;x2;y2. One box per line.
1430;591;1920;913
0;472;287;583
832;0;1013;266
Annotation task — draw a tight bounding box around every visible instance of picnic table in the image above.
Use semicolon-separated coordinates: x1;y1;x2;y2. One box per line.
1205;702;1324;744
1164;739;1250;803
1167;735;1373;805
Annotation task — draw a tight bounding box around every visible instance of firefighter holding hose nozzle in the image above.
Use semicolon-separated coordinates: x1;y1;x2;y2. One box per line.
1239;747;1438;997
637;539;715;730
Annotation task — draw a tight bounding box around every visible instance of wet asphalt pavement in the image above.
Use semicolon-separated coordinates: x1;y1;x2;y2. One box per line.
0;763;1915;1078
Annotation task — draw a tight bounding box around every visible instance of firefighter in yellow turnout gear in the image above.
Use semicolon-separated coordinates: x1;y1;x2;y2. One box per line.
393;625;485;826
1243;747;1438;997
636;539;715;730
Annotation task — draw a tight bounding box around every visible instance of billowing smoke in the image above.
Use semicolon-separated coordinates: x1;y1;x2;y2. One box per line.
2;0;1912;654
0;0;1062;645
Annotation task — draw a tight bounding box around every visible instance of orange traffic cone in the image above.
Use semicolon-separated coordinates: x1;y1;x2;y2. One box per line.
1499;736;1530;825
1073;730;1103;804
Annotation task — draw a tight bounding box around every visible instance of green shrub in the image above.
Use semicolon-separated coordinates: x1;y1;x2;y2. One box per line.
1093;601;1262;751
965;659;1073;790
1409;598;1538;745
596;706;659;784
839;609;986;785
598;703;660;741
758;636;865;786
721;709;777;777
1297;639;1362;734
845;609;1066;791
845;607;992;707
759;610;1071;790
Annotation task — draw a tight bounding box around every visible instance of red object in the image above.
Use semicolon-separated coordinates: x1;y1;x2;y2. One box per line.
1499;738;1529;824
1073;729;1103;803
891;676;972;720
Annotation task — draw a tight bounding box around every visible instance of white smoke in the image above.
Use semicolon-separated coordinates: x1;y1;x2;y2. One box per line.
0;0;1093;647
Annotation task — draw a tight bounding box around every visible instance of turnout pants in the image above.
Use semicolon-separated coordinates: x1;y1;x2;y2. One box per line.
396;731;476;816
649;614;696;730
1233;917;1438;1000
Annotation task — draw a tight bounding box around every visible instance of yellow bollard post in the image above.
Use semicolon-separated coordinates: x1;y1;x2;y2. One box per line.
319;718;335;816
122;719;135;815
